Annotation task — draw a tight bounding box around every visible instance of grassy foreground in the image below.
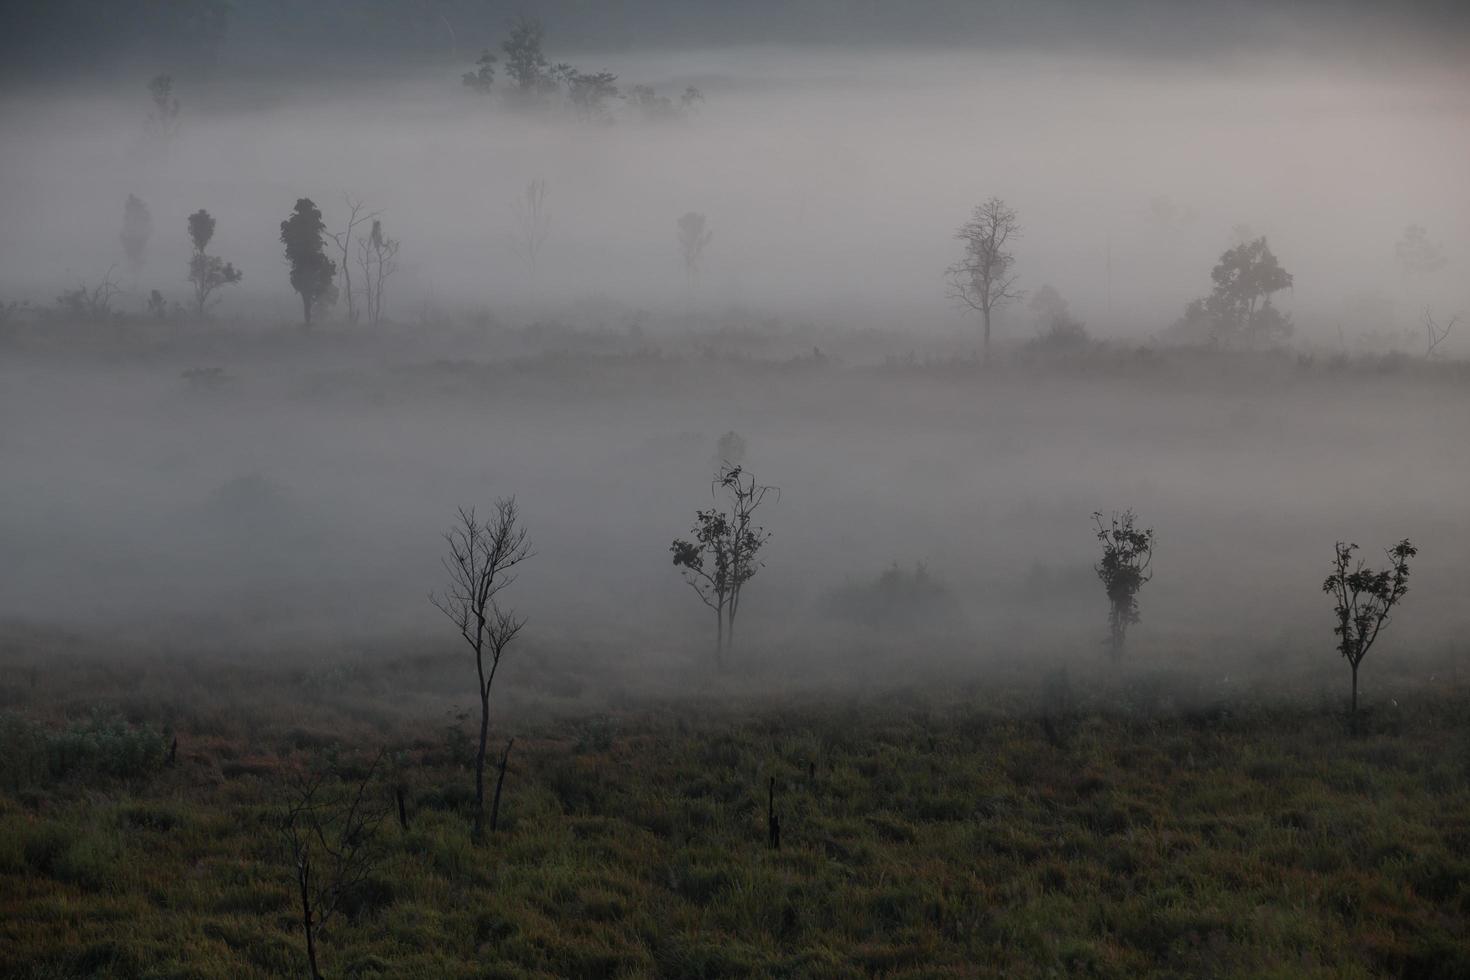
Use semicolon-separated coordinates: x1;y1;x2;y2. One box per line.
2;673;1469;979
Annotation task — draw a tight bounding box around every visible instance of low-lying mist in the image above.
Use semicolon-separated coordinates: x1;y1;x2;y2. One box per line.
2;38;1468;707
1;47;1466;340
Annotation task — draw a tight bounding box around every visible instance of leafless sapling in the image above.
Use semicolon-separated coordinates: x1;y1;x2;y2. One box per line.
671;464;775;668
1093;510;1155;660
430;500;532;843
53;267;123;323
329;196;380;326
120;194;152;277
279;750;389;980
1423;308;1458;360
511;179;550;284
1323;538;1416;725
356;219;399;327
946;197;1023;363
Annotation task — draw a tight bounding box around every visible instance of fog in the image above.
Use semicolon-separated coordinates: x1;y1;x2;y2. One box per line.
3;48;1467;333
2;27;1469;699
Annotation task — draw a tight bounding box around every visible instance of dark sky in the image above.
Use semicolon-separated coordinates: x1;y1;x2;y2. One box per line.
2;0;1467;80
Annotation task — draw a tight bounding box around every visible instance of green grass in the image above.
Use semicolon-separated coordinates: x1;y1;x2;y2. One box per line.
1;680;1468;978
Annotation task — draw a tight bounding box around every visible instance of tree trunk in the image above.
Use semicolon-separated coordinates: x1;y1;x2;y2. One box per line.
299;855;321;980
490;738;515;833
395;786;409;832
715;607;724;670
982;307;992;364
472;690;489;844
1350;662;1359;731
302;294;312;327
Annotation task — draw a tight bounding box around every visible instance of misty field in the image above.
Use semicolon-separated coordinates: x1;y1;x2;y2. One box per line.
3;8;1469;973
2;639;1469;980
3;326;1470;978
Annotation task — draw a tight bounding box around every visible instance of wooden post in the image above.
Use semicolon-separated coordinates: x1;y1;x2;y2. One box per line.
395;786;409;832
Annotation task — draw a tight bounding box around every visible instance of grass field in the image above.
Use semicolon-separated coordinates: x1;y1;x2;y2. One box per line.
2;640;1468;980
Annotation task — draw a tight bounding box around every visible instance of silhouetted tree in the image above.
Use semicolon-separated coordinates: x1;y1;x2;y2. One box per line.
1093;510;1154;659
1395;224;1446;276
630;84;703;122
500;16;559;104
279;750;389;980
1171;237;1293;347
356;219;399;327
677;212;712;296
1421;308;1458;360
1025;283;1089;351
566;69;619;120
329;196;379;326
947;197;1022;363
511;179;550;282
120;194;152;276
281;199;337;327
146;74;181;142
186;208;242;317
1323;539;1416;726
462;48;496;93
671;465;775;668
430;500;532;844
53;268;123;323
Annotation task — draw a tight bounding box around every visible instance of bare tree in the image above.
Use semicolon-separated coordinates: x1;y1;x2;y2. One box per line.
671;465;775;668
947;197;1022;363
120;194;152;277
677;211;713;296
53;267;123;323
430;500;533;843
1423;308;1458;360
356;219;400;327
511;179;550;285
1093;510;1154;660
329;196;380;326
279;750;389;980
1323;539;1416;726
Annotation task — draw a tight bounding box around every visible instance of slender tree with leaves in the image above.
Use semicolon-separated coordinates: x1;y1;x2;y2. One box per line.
186;208;242;317
671;464;775;668
1093;510;1155;659
1323;539;1416;726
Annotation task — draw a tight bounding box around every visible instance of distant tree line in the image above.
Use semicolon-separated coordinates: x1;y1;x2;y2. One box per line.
462;17;703;123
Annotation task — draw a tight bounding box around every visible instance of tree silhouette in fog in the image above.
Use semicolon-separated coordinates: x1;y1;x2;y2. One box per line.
1324;539;1415;728
186;208;241;318
120;194;152;277
1395;224;1447;276
281;199;337;327
671;464;775;669
677;212;713;297
145;74;180;142
1170;237;1293;348
947;197;1022;363
1093;510;1154;660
